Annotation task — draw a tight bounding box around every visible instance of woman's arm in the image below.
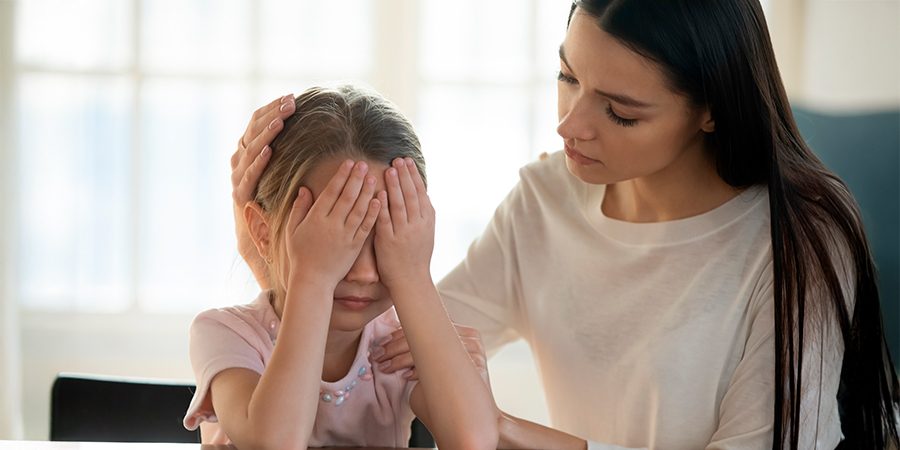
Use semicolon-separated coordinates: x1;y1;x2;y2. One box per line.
211;161;381;450
230;94;296;290
374;158;500;450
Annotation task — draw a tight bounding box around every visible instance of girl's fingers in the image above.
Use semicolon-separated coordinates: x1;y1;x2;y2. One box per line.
287;186;313;232
405;157;431;216
354;198;381;242
394;158;420;218
233;145;272;204
401;368;418;381
315;160;355;213
331;161;369;219
375;190;393;236
385;165;407;223
347;175;377;229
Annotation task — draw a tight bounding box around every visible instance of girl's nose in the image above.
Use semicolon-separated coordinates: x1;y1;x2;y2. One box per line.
345;243;379;284
557;96;597;142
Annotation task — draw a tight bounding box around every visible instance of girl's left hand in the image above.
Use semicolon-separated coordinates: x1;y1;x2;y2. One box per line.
374;157;435;288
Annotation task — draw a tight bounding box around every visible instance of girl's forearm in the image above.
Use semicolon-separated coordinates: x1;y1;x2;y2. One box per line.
244;280;333;449
390;276;501;450
498;412;587;450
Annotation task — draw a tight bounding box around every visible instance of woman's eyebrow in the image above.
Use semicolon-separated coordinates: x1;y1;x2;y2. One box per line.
559;43;656;109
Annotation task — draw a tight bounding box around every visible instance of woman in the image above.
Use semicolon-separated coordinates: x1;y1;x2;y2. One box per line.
230;1;899;449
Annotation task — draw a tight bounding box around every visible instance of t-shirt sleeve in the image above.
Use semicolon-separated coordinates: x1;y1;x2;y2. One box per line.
707;261;845;449
437;176;529;357
182;309;269;430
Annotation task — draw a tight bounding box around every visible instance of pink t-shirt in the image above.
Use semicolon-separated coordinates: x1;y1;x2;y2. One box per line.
183;290;417;447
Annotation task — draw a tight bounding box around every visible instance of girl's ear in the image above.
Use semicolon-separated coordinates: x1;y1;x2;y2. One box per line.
700;105;715;133
244;202;272;262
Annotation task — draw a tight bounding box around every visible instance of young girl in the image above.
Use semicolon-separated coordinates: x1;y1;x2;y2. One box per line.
230;1;899;450
183;84;499;450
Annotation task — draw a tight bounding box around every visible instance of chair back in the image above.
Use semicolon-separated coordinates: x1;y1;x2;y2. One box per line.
50;372;200;443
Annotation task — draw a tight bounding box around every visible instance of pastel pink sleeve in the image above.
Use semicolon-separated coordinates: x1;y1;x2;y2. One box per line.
182;310;268;431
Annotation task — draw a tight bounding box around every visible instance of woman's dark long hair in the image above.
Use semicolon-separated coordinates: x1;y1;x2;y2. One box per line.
570;1;899;448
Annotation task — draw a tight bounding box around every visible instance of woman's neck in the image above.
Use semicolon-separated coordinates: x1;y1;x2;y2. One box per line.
271;290;365;383
602;150;740;223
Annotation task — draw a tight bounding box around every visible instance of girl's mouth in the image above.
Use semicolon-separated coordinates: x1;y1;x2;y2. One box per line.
334;296;376;311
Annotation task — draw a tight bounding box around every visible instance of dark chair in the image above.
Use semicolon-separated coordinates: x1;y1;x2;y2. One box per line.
50;372;201;443
50;372;435;447
793;107;900;367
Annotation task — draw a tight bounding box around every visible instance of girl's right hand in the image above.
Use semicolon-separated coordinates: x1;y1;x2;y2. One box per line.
231;94;296;290
283;160;381;290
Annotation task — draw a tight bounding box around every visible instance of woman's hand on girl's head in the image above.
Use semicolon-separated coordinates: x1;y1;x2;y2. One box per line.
232;94;296;290
373;158;436;290
284;160;381;291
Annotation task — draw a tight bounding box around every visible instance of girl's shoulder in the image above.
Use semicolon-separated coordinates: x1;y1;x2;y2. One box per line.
190;290;279;346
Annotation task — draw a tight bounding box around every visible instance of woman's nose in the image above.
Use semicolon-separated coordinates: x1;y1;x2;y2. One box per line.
557;95;597;142
344;243;379;284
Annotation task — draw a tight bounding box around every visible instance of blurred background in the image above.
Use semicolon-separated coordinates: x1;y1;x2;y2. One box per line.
0;0;897;441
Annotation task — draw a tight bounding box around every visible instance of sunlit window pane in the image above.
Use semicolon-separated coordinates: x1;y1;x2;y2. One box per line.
260;0;373;78
417;86;532;280
16;0;133;70
137;78;252;313
18;74;133;312
419;0;530;83
141;0;252;75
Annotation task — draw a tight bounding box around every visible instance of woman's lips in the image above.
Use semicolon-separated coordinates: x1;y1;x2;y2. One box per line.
565;145;600;165
334;296;375;311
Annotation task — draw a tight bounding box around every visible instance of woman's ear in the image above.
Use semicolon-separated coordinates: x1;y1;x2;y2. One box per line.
700;105;715;133
244;202;272;263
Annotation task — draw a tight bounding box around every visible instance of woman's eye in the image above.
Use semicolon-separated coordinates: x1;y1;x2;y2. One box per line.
605;105;638;127
556;71;577;84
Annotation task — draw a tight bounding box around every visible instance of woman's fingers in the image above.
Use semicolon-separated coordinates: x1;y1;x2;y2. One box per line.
233;145;271;204
394;158;420;218
245;94;295;155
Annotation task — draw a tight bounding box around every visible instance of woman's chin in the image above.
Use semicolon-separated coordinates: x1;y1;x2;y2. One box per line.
565;156;610;185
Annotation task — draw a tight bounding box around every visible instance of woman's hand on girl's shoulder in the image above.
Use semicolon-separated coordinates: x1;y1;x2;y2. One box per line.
373;158;435;290
231;94;296;290
285;160;381;290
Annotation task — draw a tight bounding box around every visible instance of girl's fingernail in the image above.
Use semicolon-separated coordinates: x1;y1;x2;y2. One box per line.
375;334;393;346
377;361;391;371
281;93;294;103
261;145;271;158
394;158;405;167
358;161;368;172
371;347;385;360
280;101;294;112
388;168;397;177
402;370;415;379
269;117;281;130
297;188;306;198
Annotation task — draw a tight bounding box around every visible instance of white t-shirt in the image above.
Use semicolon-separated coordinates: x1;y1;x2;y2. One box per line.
437;151;844;450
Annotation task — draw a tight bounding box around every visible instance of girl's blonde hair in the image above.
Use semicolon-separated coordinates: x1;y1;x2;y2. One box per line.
255;83;425;292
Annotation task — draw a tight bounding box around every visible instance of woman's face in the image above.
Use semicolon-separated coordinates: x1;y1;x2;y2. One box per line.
289;157;394;332
557;9;714;186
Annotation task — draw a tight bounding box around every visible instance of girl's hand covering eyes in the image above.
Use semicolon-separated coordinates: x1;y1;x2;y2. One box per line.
231;94;296;289
285;160;381;290
374;158;435;289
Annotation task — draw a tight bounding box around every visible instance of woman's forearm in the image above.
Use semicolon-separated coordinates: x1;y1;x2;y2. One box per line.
498;412;588;450
391;276;501;450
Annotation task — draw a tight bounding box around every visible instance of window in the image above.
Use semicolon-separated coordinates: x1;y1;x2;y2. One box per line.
13;0;570;314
